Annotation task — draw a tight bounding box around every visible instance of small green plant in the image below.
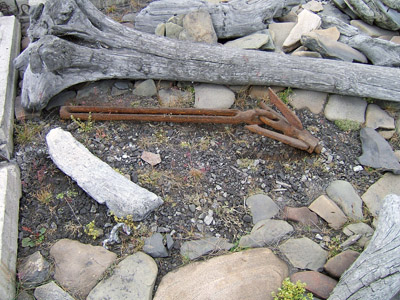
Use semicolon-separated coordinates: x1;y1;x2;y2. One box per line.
56;189;78;200
21;227;46;248
278;87;293;104
334;119;360;131
34;185;53;205
14;122;43;145
327;236;342;258
84;220;103;240
272;278;313;300
71;113;94;133
113;214;135;229
229;238;247;253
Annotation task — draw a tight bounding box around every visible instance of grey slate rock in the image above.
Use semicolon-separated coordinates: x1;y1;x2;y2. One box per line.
143;232;169;258
18;251;50;288
34;281;75;300
321;15;360;38
224;33;269;49
358;127;400;174
16;291;35;300
180;9;218;44
350;19;399;37
180;237;233;260
46;128;163;219
301;31;368;63
365;104;395;130
194;84;235;109
258;29;276;50
348;34;400;67
279;237;328;271
165;22;184;39
246;194;279;224
324;94;367;123
133;79;157;97
239;219;293;248
166;234;174;250
46;91;76;110
326;180;364;220
87;252;157;300
343;222;374;248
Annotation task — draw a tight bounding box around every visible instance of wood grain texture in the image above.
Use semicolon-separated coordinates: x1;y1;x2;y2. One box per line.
328;194;400;300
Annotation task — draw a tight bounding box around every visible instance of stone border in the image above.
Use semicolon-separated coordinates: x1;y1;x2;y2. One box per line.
0;15;21;300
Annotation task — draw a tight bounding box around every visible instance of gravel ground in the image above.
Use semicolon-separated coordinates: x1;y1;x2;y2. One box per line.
14;0;397;288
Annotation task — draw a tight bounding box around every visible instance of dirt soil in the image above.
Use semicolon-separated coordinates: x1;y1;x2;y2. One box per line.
13;0;399;292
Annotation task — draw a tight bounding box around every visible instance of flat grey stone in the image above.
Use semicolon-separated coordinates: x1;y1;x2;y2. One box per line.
18;251;50;288
165;22;184;39
0;163;21;300
268;22;296;52
258;29;276;50
143;232;169;258
324;94;367;123
279;237;328;271
76;80;113;99
155;23;166;36
46;128;163;219
349;34;400;67
239;219;293;248
309;195;348;230
179;10;218;44
290;89;327;114
321;15;360;38
350;20;399;37
50;239;117;299
194;84;235;109
362;173;400;217
246;194;279;224
302;0;324;12
46;91;76;110
121;13;136;23
326;180;363;220
180;237;233;260
358;127;400;174
291;50;323;58
0;16;20;160
158;88;192;107
301;31;368;63
343;222;374;248
283;9;322;52
113;80;132;90
34;281;75;300
224;33;269;49
87;252;157;300
154;248;288;300
365;104;395;130
133;79;157;97
16;290;35;300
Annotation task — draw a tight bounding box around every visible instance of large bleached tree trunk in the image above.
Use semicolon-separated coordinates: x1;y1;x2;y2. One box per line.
14;0;400;111
328;194;400;300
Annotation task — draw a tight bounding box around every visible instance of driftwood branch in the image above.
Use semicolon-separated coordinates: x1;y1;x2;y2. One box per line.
134;0;302;38
15;0;400;111
328;194;400;300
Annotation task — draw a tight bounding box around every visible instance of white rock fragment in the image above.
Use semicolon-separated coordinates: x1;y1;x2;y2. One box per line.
46;128;163;219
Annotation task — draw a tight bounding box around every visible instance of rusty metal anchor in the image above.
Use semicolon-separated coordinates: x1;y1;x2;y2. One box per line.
59;88;322;154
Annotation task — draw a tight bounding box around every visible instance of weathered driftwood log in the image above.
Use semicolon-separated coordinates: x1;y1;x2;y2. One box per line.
328;194;400;300
134;0;302;38
15;0;400;111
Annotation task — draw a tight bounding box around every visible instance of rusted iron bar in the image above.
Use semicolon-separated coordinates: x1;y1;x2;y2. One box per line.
59;89;322;154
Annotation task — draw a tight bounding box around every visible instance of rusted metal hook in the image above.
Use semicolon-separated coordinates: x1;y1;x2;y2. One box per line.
59;88;322;153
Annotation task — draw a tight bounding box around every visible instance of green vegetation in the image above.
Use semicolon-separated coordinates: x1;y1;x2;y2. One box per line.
334;119;360;131
21;227;46;248
71;113;94;133
327;236;342;258
272;278;313;300
14;122;44;145
84;220;103;240
34;185;53;205
278;87;293;104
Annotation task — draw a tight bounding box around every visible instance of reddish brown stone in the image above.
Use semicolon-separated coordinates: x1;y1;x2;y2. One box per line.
290;271;337;299
14;96;41;121
324;250;360;278
283;206;319;226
